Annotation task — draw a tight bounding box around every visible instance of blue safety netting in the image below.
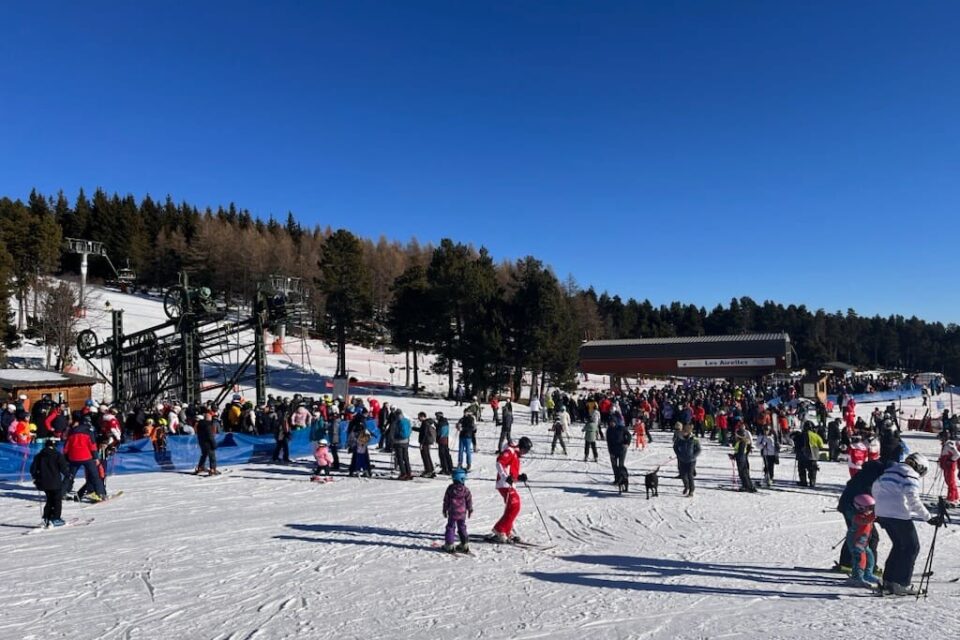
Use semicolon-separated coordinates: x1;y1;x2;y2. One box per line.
0;418;380;483
826;387;923;405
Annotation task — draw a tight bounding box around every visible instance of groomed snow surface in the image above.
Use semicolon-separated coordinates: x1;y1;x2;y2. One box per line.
2;394;960;640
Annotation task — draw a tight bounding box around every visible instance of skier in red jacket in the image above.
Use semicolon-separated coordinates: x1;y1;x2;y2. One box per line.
488;437;532;543
61;416;106;501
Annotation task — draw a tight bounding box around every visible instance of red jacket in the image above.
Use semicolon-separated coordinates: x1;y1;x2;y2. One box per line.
495;446;521;489
64;428;97;462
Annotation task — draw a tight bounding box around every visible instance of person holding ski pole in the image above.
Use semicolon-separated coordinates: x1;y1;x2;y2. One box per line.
30;437;69;527
872;453;940;596
488;436;532;543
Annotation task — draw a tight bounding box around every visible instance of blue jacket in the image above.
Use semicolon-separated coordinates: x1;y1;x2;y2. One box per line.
393;416;412;443
673;436;701;464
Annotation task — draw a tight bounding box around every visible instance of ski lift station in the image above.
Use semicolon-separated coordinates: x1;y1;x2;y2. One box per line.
578;333;792;379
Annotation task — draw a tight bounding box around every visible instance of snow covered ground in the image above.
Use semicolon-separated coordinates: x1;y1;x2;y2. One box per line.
2;392;959;640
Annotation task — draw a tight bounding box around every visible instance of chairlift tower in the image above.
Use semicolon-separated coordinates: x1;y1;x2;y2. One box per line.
269;274;303;353
63;238;127;311
64;238;106;312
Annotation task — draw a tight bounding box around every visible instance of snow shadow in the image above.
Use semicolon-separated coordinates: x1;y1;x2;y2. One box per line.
274;523;441;552
0;481;43;502
524;555;852;599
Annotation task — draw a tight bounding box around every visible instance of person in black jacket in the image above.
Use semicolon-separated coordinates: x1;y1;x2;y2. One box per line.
30;438;70;526
827;420;842;462
195;406;221;475
416;412;437;478
606;417;630;487
673;424;702;497
835;458;891;570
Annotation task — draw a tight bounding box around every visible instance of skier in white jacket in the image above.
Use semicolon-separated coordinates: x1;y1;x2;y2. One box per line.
872;453;941;595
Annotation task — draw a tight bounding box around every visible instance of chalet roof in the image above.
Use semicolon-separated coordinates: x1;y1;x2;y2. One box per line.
581;333;790;348
0;368;100;390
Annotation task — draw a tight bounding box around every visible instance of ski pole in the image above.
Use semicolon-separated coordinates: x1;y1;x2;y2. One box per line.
524;481;553;542
917;498;950;600
831;535;846;551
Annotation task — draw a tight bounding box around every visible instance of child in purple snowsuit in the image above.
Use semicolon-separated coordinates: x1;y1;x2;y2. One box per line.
442;468;473;553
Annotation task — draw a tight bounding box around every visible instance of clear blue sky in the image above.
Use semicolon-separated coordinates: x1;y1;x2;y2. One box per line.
2;2;958;323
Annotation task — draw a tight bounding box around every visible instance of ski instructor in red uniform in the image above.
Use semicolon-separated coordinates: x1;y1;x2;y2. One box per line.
489;436;533;543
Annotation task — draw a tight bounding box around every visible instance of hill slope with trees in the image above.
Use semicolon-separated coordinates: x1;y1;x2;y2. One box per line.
1;188;957;391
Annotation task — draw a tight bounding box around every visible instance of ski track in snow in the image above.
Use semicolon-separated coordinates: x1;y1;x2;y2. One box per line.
3;286;960;638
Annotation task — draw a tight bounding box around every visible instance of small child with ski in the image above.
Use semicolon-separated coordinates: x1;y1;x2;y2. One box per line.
847;494;880;587
441;467;473;553
312;438;334;482
353;430;372;477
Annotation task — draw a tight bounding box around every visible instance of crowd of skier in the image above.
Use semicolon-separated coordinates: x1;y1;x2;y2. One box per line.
6;376;958;595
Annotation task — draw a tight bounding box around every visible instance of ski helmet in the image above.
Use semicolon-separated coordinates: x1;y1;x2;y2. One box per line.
905;453;929;476
318;438;329;446
452;468;467;483
517;436;533;453
853;494;875;512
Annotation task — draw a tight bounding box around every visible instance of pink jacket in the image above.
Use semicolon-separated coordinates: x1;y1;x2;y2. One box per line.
314;445;334;467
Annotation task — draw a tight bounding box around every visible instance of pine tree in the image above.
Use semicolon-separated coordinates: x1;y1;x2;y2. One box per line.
316;229;373;377
387;265;433;391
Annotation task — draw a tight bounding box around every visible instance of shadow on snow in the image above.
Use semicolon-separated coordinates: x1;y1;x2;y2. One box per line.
524;555;855;599
274;522;441;553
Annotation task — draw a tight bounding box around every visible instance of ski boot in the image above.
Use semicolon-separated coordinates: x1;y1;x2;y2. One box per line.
883;581;919;596
455;542;470;554
441;543;457;554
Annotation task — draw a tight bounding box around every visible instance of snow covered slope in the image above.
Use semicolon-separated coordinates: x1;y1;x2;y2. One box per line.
9;282;620;402
1;393;958;640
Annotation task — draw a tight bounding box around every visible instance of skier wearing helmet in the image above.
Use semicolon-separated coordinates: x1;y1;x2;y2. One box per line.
441;468;473;553
872;453;942;595
488;436;532;543
846;494;880;587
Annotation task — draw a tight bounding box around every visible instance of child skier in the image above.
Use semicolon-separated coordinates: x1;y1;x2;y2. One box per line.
441;467;473;553
489;437;532;543
353;430;372;477
30;437;69;526
312;438;334;480
550;413;568;455
938;431;960;507
633;418;647;450
847;494;880;587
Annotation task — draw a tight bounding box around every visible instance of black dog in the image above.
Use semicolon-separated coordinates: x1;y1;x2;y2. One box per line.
617;469;629;494
644;469;659;499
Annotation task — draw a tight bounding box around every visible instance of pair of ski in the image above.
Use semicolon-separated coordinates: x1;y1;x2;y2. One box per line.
180;469;232;478
430;533;555;555
72;490;124;506
24;517;95;535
